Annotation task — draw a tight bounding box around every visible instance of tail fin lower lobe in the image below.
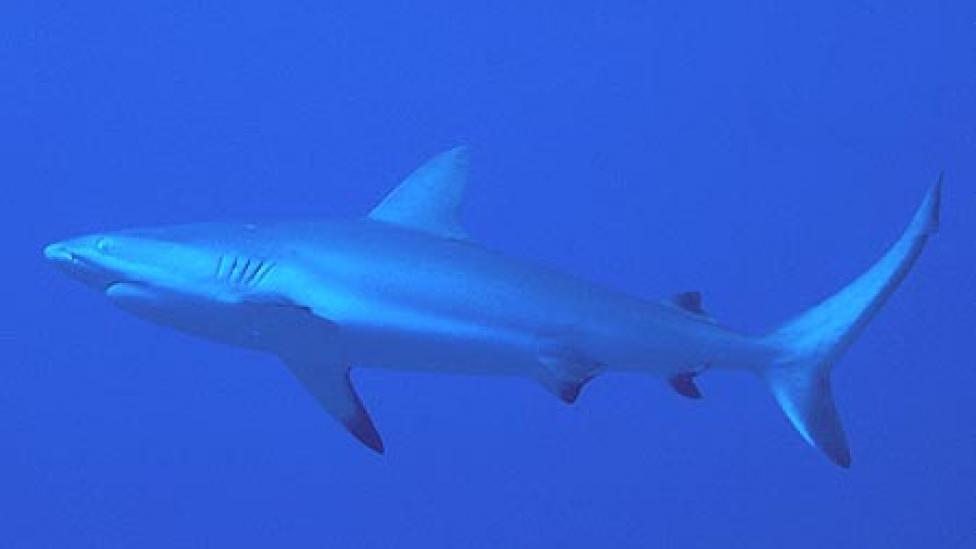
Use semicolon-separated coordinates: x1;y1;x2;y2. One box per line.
762;178;941;467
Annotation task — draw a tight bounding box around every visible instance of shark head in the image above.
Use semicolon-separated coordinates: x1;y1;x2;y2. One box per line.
44;230;220;296
43;224;316;349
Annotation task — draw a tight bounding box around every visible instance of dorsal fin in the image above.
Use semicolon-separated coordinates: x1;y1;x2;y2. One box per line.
671;291;706;316
368;146;469;239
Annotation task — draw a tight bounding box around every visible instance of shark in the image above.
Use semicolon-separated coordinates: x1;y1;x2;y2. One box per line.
44;147;941;467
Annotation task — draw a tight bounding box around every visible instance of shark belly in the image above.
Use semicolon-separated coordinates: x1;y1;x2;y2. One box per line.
328;303;542;376
312;280;742;379
105;281;335;353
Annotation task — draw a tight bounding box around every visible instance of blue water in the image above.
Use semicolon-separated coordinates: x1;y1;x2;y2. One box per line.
5;2;975;547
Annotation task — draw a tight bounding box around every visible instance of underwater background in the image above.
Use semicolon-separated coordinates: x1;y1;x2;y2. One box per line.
4;2;975;547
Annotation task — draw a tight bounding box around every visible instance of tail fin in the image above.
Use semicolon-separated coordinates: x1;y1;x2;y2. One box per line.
762;178;942;467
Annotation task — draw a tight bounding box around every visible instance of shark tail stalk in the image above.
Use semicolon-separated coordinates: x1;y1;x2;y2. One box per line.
759;177;942;468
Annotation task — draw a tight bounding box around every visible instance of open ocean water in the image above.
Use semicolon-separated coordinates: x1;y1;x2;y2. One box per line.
4;2;975;548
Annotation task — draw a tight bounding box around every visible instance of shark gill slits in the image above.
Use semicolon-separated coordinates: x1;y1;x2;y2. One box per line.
215;255;237;283
242;260;257;283
246;260;266;284
239;258;253;284
253;261;275;286
214;256;275;287
248;260;268;284
214;255;275;287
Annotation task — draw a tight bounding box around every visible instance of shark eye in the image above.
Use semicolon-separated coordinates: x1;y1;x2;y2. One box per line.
95;237;116;253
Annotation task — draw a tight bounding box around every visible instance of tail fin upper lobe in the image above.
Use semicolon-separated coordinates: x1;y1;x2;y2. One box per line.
762;178;941;467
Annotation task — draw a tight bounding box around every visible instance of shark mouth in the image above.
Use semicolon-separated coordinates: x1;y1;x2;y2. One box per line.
44;245;126;292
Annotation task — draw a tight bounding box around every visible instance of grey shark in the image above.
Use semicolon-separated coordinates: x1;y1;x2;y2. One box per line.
44;148;941;466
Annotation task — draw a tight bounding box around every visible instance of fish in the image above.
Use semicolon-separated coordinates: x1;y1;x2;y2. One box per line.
44;147;941;466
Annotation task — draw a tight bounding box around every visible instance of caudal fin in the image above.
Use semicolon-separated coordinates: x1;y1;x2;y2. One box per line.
762;177;942;467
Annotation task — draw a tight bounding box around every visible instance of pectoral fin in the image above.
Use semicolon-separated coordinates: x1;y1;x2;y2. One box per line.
280;357;384;454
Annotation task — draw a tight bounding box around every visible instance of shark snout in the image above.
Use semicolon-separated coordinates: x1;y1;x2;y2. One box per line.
44;239;99;267
43;242;74;262
44;237;123;291
43;241;87;269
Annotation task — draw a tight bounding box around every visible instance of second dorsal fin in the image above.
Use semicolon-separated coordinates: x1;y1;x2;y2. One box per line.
368;146;469;240
671;291;707;316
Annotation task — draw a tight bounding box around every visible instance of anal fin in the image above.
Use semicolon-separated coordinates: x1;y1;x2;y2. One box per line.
537;372;596;404
537;347;602;404
281;356;384;454
669;372;703;399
